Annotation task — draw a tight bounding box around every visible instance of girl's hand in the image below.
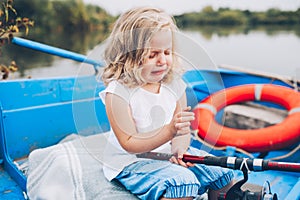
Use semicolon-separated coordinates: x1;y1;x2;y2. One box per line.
169;106;195;167
169;150;195;168
172;106;195;137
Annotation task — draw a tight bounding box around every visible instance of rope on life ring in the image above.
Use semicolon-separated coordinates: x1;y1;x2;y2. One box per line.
192;84;300;152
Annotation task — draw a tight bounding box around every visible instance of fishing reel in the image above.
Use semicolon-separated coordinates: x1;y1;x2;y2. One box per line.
218;169;278;200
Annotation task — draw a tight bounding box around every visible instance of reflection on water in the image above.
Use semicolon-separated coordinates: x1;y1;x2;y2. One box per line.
184;29;300;79
2;26;300;80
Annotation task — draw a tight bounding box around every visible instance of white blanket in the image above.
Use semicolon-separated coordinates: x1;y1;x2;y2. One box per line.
26;133;138;200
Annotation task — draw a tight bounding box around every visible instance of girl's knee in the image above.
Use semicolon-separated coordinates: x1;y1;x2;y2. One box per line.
166;166;199;185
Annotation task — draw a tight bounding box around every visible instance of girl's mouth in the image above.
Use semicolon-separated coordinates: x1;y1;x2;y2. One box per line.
151;69;166;75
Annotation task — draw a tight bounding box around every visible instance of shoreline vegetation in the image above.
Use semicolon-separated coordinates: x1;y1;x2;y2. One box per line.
14;1;300;34
175;6;300;27
12;0;300;48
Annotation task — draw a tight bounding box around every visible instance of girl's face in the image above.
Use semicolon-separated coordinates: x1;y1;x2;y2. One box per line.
141;30;173;84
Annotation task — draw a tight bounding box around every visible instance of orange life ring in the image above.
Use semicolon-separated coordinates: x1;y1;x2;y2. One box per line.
192;84;300;152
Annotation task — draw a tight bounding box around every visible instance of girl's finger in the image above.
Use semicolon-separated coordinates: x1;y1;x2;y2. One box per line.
177;158;188;168
186;162;195;167
183;106;191;111
175;115;195;123
169;156;179;164
175;121;191;129
176;129;191;135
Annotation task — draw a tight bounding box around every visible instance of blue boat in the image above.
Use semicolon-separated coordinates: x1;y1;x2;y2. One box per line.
0;37;299;200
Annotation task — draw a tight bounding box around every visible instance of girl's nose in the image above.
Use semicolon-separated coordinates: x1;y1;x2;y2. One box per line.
157;53;166;66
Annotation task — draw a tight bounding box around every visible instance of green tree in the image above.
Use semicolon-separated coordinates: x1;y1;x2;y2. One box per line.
218;10;246;25
52;0;89;32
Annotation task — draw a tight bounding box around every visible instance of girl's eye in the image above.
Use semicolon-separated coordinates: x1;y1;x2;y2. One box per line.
149;52;156;59
149;50;171;59
164;50;171;55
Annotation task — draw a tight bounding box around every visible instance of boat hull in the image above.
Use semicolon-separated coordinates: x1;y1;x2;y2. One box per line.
0;69;299;199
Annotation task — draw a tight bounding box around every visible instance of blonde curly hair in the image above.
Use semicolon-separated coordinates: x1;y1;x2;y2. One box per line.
101;7;182;87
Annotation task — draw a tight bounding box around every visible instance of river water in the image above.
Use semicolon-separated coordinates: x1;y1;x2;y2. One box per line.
7;28;300;80
188;30;300;79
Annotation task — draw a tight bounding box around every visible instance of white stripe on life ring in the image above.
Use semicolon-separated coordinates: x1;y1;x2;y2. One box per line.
254;84;263;101
194;103;217;115
289;107;300;115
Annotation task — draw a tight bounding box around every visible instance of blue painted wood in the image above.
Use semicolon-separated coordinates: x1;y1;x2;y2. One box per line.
3;99;109;159
0;75;109;159
0;166;25;200
0;76;106;110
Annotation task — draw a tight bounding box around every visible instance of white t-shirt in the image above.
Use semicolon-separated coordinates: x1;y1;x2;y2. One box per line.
99;78;186;181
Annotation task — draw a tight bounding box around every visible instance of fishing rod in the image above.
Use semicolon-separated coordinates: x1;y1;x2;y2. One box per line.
10;36;105;73
137;152;300;200
137;152;300;173
182;154;300;173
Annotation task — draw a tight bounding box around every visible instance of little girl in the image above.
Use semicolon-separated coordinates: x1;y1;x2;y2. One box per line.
99;7;234;200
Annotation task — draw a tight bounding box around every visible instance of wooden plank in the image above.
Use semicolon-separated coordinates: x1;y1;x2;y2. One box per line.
3;98;109;159
0;76;105;110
